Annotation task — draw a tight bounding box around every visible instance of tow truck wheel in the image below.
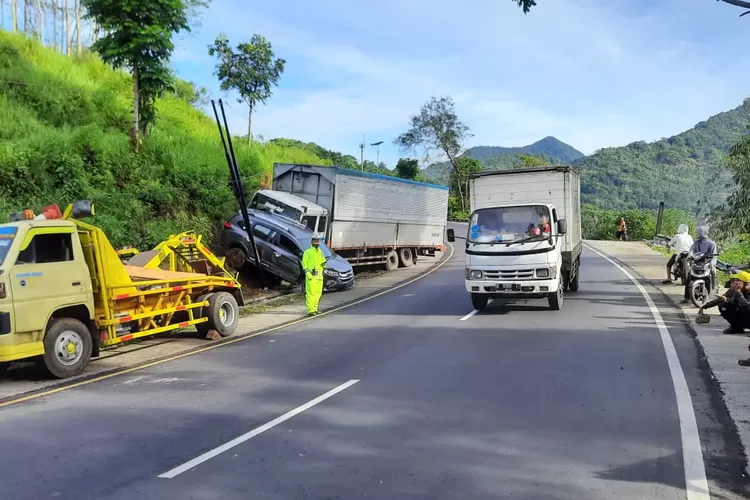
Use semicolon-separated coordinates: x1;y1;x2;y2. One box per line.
42;318;92;379
548;284;564;311
471;293;488;311
205;292;239;337
195;293;212;336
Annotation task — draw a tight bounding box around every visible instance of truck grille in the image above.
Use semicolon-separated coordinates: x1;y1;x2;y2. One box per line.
483;269;534;280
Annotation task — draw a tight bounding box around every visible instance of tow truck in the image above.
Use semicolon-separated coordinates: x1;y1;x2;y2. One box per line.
0;201;244;378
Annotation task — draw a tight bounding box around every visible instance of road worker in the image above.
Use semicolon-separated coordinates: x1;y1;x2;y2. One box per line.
302;236;326;316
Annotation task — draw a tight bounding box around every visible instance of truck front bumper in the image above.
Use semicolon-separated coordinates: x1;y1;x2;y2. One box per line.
465;278;559;298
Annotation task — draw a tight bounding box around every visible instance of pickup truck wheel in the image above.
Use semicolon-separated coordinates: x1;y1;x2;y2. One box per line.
226;247;247;271
43;318;92;379
398;248;414;268
205;292;239;337
384;250;399;272
471;293;489;311
548;284;564;311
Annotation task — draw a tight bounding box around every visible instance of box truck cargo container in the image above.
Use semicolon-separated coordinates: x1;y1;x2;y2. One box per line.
272;163;449;270
447;166;582;311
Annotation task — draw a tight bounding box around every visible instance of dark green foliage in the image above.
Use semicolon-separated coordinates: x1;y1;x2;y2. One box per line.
269;138;360;170
713;133;750;239
0;31;326;250
512;0;536;13
395;158;421;180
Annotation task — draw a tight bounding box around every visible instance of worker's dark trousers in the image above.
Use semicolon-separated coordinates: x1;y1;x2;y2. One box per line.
719;305;750;333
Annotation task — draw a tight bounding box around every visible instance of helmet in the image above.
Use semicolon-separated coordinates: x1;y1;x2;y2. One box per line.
730;270;750;283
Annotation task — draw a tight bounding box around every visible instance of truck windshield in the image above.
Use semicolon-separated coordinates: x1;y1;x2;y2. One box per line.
0;226;17;265
468;206;551;244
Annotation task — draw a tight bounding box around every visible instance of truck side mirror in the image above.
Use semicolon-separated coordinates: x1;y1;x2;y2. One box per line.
557;219;568;235
447;228;455;242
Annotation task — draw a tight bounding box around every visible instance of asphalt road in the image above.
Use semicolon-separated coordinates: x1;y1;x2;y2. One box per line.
0;234;748;499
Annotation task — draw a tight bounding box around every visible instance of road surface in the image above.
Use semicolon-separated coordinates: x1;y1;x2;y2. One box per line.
0;232;747;499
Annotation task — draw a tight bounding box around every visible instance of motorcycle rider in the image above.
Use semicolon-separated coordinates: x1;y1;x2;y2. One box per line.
663;224;693;284
681;225;718;305
698;271;750;334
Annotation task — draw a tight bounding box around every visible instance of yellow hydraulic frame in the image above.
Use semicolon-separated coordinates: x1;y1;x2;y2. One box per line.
68;217;243;348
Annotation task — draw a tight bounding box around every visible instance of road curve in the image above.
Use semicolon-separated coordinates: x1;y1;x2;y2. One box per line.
0;233;747;499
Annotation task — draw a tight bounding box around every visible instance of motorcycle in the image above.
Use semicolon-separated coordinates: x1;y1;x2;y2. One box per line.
688;252;719;308
669;250;689;285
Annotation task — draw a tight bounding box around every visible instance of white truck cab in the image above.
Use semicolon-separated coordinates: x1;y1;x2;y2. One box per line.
447;166;582;311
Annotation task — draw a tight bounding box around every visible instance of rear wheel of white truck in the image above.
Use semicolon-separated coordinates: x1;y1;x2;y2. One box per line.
42;318;92;379
384;250;399;272
548;284;564;310
568;261;580;293
471;294;489;311
398;248;414;268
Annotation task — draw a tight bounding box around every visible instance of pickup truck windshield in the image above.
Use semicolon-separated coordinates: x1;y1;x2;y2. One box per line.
468;205;551;244
0;226;17;265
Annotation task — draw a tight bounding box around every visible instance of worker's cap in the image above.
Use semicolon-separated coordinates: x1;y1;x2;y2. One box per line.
730;271;750;283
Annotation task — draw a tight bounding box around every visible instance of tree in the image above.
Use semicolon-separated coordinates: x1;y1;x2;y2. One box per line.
517;153;548;168
395;158;421;180
714;134;750;238
209;33;286;146
450;157;484;211
82;0;198;151
512;0;536;13
395;96;472;210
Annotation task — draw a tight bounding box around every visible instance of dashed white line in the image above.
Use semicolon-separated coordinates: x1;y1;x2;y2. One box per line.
585;244;710;500
157;379;360;479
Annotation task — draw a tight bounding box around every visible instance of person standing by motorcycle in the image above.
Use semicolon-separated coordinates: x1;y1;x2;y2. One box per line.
663;224;693;284
681;225;718;304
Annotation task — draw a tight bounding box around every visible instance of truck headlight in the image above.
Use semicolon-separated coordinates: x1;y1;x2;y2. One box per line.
536;268;549;278
469;269;483;280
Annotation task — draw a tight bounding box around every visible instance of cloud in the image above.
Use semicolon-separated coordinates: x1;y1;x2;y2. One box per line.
172;0;750;166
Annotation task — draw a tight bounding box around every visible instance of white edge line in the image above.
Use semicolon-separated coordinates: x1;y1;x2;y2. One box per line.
460;309;479;321
157;379;360;479
584;244;710;500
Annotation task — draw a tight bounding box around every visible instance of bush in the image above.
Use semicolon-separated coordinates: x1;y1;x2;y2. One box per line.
0;31;329;249
582;205;696;241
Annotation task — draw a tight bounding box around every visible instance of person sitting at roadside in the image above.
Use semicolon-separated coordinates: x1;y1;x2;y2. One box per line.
698;271;750;334
663;224;693;284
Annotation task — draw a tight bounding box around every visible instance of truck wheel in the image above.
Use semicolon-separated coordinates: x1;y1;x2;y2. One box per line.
195;293;212;336
548;284;564;311
226;247;247;271
384;250;399;272
42;318;92;379
568;267;580;292
0;362;9;374
205;292;239;337
471;294;489;311
398;248;414;268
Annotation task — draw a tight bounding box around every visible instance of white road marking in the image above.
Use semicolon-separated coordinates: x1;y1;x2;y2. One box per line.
157;379;360;479
585;244;710;500
460;310;479;321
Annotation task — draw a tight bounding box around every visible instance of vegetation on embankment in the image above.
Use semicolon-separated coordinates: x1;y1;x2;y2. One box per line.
0;30;329;249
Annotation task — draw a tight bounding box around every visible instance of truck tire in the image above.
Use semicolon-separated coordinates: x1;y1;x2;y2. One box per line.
384;250;399;272
0;362;9;374
568;261;580;292
471;293;489;311
548;284;564;311
195;293;212;336
42;317;92;379
204;292;239;337
398;248;414;268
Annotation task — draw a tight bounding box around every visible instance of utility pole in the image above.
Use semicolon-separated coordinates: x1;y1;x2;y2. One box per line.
359;134;365;170
370;141;383;169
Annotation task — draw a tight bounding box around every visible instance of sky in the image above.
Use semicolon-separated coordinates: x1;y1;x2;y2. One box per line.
171;0;750;168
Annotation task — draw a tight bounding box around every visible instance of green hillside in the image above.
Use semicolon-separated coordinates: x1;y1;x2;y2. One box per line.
422;137;582;185
423;102;749;213
0;30;329;249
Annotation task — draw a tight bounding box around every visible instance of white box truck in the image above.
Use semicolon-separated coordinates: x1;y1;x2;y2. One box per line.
272;163;449;270
447;166;582;311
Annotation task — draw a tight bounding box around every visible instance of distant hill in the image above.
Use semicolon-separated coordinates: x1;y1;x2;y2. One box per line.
421;103;749;213
421;136;583;185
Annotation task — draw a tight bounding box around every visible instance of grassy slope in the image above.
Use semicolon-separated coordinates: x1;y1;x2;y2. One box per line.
0;31;329;248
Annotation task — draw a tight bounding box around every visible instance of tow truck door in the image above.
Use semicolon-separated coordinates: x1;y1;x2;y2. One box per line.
10;227;91;336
